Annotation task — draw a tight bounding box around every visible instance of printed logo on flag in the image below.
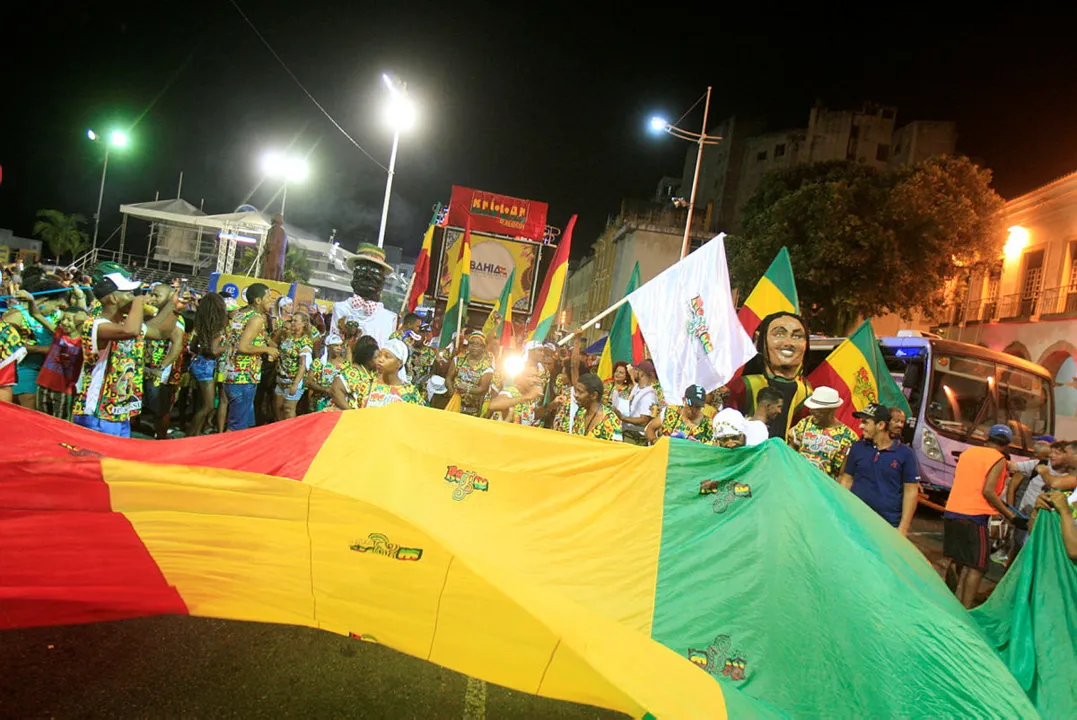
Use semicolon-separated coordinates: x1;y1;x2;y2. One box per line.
445;464;490;501
853;367;878;406
699;479;752;513
688;634;748;681
350;533;423;561
59;442;103;458
686;296;714;354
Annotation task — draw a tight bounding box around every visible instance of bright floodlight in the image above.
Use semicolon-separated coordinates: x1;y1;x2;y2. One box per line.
87;129;97;141
650;116;668;132
383;73;393;90
384;94;417;131
285;156;309;182
1004;225;1030;260
109;130;129;148
262;152;308;182
502;354;525;377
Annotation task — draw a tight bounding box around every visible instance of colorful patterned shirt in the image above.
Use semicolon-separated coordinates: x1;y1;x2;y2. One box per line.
788;416;858;479
650;381;667;418
73;317;146;422
551;373;572;432
337;363;375;409
408;345;437;386
221;306;268;384
362;381;424;408
144;316;186;386
569;404;623;442
656;406;714;444
452;353;495;416
307;358;344;412
495;386;540;427
0;321;27;376
276;335;313;388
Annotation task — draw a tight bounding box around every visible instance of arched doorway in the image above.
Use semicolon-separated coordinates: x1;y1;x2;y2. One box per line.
1038;341;1077;438
1003;341;1031;361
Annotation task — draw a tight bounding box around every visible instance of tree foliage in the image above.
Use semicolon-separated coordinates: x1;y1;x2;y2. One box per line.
283;246;312;283
32;209;89;261
728;156;1005;335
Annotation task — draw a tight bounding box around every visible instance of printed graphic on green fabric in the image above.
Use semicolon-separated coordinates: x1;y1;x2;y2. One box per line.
972;511;1077;718
650;438;1037;717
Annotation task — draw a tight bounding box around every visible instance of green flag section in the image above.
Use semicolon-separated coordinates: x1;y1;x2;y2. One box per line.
482;268;515;346
652;438;1036;718
438;223;472;350
807;319;912;430
597;262;643;380
972;511;1077;718
737;247;799;340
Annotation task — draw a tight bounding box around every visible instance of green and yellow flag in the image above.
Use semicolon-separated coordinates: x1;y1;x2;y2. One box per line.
482;268;515;346
439;220;472;350
596;262;644;380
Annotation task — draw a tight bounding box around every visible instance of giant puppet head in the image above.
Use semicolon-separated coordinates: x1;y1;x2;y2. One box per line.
346;243;394;301
754;311;809;380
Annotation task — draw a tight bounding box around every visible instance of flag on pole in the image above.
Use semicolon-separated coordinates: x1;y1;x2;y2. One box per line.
406;210;438;312
596;262;644;380
527;214;575;344
627;234;756;395
438;219;471;350
807;319;912;429
482;268;515;346
737;247;799;340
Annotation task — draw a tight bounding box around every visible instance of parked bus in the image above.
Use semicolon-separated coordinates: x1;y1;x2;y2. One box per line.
805;332;1054;498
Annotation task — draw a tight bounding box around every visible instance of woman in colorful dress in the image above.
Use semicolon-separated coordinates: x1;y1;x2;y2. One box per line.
327;335;379;410
1;283;72;410
274;311;314;420
562;372;622;442
645;384;714;445
186;293;229;436
446;330;494;416
305;335;347;413
361;338;424;407
488;363;543;426
604;361;633;412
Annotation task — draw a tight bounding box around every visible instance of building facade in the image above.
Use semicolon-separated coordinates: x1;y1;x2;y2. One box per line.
933;170;1077;438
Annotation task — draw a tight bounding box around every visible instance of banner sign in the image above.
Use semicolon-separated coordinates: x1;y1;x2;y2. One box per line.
446;185;548;242
437;229;539;312
209;273;315;314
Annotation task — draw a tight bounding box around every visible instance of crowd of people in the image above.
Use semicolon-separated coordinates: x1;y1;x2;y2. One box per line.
1;259;1074;609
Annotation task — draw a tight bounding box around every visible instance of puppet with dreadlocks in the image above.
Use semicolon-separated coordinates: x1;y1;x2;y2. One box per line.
724;311;812;439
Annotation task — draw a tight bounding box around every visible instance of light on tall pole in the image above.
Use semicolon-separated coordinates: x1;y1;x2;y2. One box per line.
648;86;720;258
261;152;309;215
87;128;129;250
377;73;417;249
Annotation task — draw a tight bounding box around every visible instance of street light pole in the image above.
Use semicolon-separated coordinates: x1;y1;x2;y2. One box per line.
280;184;289;216
92;146;111;249
376;129;400;249
679;86;712;259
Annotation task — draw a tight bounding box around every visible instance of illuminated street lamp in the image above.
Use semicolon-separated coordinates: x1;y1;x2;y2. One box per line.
261;151;309;215
648;86;721;258
86;128;130;249
377;73;417;249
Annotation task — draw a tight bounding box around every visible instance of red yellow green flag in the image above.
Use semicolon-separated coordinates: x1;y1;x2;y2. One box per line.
438;219;471;350
807;319;913;429
737;247;799;339
406;207;438;312
596;262;644;380
481;267;515;346
526;215;575;344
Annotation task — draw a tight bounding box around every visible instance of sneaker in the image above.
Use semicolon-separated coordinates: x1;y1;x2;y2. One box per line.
990;549;1009;565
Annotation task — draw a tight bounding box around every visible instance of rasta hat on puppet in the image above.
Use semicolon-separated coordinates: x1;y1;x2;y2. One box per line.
91;261;142;296
346;242;395;272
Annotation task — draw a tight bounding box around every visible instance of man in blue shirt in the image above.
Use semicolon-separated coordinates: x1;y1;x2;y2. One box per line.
838;404;921;535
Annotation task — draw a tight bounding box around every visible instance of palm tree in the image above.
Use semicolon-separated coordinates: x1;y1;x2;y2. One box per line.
32;210;89;262
283;246;312;283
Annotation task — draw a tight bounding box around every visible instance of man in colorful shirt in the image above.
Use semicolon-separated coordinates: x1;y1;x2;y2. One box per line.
564;372;622;442
389;312;422;341
220;283;277;431
787;386;857;479
141;283;187;439
72;263;180;438
645;384;713;444
489;364;543;427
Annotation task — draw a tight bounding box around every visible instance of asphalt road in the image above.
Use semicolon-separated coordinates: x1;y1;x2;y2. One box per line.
1;506;999;719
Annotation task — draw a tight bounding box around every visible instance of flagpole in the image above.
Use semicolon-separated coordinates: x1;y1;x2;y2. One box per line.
557;295;632;346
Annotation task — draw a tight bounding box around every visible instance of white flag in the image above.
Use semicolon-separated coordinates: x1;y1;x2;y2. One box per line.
627;234;756;397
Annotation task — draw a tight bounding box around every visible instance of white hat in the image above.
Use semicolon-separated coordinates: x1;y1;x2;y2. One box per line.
804;386;844;409
713;408;747;438
383;338;410;383
100;271;141;292
426;375;448;400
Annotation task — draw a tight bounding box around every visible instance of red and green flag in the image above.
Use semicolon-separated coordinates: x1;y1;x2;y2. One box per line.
482;267;515;347
405;207;439;313
438;219;471;350
737;247;799;339
807;319;912;429
527;215;575;344
596;262;644;380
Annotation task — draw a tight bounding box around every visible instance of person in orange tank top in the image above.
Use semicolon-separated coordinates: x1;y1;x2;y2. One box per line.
943;424;1029;608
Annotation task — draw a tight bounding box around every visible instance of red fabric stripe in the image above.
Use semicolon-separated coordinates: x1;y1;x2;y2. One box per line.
806;362;858;430
407;247;430;312
0;459;188;629
0;403;340;480
737;306;762;339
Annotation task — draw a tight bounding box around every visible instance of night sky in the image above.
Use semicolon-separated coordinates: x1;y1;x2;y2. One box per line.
3;2;1076;262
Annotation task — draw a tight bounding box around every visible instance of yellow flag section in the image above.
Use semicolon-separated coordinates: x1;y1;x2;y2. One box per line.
103;406;742;720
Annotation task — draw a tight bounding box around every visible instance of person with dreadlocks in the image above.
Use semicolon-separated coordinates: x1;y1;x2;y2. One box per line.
725;311;812;440
186;292;229;436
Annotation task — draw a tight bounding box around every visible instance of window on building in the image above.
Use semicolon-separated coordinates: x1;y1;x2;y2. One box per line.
775;143;786;158
757;150;767;161
1020;249;1045;316
876;144;890;162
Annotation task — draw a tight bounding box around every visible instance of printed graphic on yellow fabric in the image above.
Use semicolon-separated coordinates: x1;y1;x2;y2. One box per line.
98;453;750;719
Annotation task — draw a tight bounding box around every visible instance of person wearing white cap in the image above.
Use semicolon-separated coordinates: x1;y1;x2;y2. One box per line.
426;375;450;410
787;386;858;479
305;333;347;413
362;338;424;408
712;407;749;448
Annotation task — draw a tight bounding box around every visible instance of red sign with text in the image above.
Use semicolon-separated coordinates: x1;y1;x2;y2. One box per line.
446;186;548;242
